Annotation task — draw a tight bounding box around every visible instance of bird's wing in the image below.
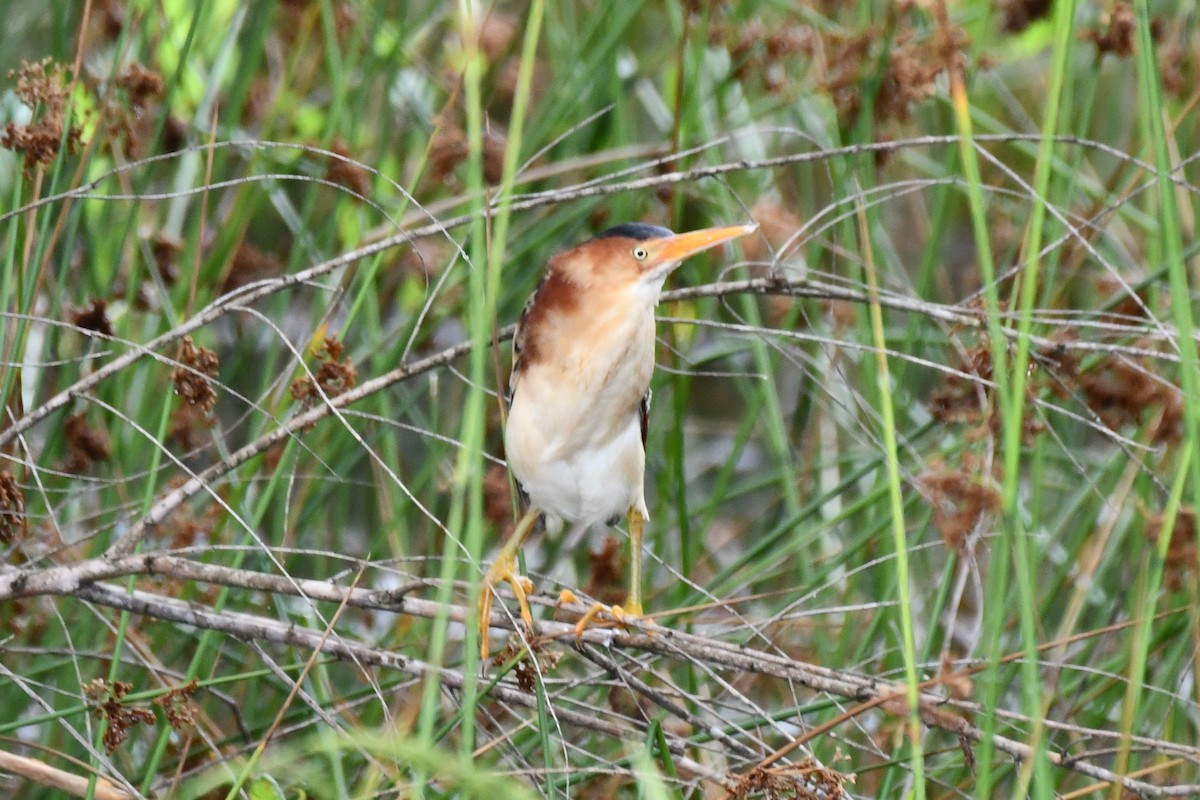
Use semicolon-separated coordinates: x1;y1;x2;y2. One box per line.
507;277;549;523
507;272;546;407
639;388;651;448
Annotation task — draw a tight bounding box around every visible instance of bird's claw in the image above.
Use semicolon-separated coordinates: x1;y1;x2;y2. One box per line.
479;555;536;661
558;591;649;646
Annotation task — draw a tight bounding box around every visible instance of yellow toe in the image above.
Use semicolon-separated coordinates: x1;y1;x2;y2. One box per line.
479;554;537;660
478;589;495;661
565;599;648;646
613;601;643;620
573;602;607;644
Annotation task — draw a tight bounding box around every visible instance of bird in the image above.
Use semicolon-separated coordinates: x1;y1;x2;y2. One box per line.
478;220;758;659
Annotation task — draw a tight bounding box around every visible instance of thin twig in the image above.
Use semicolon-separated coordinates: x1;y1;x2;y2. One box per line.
7;556;1196;796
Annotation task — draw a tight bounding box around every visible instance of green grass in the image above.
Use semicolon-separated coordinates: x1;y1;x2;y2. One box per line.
2;1;1199;798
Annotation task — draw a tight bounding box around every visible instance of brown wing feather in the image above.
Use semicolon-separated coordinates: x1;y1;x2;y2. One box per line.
504;275;549;515
508;264;583;405
507;273;546;407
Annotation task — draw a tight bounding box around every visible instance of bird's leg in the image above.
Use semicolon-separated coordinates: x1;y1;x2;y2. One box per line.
479;507;540;661
624;506;645;617
561;505;647;645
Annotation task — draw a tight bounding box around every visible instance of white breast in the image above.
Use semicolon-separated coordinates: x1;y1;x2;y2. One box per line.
504;299;654;526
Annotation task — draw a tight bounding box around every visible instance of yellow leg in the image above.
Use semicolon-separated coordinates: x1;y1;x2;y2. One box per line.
626;506;645;616
558;506;648;645
479;507;540;660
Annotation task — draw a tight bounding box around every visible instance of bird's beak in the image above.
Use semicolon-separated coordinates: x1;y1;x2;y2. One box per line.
643;222;758;274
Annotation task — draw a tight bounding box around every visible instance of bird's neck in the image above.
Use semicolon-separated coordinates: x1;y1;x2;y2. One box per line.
524;279;656;385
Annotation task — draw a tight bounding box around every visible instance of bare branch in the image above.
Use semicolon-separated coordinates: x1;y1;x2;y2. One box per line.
6;554;1196;796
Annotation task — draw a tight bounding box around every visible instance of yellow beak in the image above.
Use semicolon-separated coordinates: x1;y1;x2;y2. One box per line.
643;222;758;272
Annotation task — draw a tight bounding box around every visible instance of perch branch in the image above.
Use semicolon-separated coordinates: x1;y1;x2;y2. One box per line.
4;556;1196;796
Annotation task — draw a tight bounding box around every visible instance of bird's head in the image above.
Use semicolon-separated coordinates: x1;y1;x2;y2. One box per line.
551;222;758;299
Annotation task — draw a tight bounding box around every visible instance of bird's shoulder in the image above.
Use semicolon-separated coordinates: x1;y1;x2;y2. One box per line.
508;286;536;403
508;269;552;403
508;265;582;402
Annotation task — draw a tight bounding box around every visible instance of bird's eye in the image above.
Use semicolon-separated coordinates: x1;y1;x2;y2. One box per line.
633;246;648;261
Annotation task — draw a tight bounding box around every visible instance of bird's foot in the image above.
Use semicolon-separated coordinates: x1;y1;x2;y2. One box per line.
479;553;536;661
558;590;650;646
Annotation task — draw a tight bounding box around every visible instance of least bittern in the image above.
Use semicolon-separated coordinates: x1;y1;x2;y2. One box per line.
479;221;757;659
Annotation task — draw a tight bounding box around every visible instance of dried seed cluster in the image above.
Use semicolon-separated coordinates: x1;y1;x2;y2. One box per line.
172;337;220;413
1;60;84;172
291;336;358;406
